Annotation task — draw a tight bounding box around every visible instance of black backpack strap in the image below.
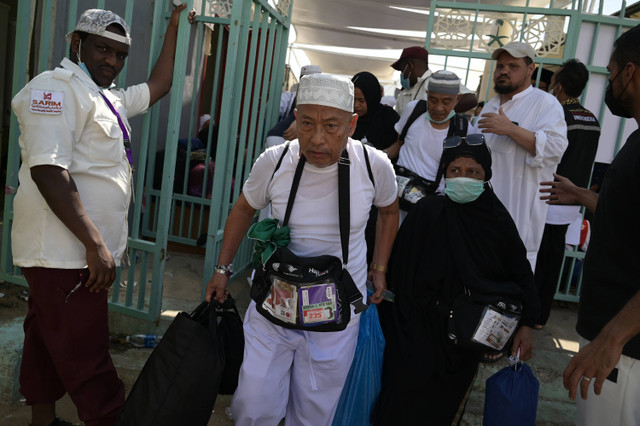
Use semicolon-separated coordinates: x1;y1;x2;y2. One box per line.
338;149;367;313
436;115;471;187
270;142;290;180
338;150;350;266
361;142;375;187
446;114;469;138
282;154;306;227
282;149;367;313
399;99;427;142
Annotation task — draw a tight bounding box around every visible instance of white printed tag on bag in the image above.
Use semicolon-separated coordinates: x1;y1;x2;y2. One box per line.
30;90;64;115
472;306;519;350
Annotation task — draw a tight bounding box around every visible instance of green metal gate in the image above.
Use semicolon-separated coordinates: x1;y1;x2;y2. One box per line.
1;0;292;321
424;0;637;302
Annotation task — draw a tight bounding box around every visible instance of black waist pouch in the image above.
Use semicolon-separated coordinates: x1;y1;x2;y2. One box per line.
447;290;522;353
251;247;363;332
394;164;437;211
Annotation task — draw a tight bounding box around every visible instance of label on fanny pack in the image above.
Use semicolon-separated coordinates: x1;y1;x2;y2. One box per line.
471;306;519;350
262;278;298;324
300;282;338;325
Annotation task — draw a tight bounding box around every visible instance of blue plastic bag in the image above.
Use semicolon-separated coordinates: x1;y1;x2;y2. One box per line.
332;300;385;426
484;354;539;426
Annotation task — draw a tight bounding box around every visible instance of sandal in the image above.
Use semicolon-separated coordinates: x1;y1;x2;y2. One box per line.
481;350;508;363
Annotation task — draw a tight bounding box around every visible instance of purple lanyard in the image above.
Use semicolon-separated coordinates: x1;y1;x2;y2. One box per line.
99;92;134;167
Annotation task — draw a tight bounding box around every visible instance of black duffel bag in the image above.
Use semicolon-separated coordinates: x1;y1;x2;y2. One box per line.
118;301;224;426
216;293;244;395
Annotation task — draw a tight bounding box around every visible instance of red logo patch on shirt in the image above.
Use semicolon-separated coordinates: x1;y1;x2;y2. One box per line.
30;90;64;115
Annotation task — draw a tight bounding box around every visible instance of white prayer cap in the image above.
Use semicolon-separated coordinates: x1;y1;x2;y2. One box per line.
300;64;322;77
66;9;131;46
199;114;211;132
297;73;354;113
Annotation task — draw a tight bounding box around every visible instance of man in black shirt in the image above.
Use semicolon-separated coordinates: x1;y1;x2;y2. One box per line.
534;60;601;328
540;24;640;425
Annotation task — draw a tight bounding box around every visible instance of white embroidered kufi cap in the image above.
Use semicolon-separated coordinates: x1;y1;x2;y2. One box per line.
65;9;132;46
300;64;322;77
297;73;354;113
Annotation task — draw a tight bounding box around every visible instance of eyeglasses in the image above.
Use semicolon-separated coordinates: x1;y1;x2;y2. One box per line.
443;134;486;149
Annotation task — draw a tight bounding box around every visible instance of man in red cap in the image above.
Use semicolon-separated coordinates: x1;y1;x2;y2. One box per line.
392;46;477;116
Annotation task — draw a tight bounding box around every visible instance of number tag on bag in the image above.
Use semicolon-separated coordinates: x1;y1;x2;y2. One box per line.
300;283;338;325
261;277;339;326
471;306;520;351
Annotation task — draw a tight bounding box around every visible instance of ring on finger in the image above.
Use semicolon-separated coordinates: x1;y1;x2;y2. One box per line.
581;376;594;382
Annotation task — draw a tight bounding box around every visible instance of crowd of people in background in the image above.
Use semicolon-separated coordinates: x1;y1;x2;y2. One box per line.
255;27;640;425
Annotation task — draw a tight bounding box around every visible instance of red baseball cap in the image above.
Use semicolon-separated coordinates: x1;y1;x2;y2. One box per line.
391;46;429;70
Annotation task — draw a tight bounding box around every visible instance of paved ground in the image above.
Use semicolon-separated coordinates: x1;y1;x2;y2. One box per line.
0;250;580;425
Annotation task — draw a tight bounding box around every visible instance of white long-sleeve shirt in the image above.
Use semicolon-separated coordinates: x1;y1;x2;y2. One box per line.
483;86;568;269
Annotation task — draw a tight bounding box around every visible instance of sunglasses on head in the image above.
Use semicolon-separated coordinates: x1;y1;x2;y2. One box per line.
443;134;486;149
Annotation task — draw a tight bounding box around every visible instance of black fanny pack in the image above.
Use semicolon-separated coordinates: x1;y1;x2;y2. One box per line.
446;288;522;353
250;150;367;332
394;164;437;211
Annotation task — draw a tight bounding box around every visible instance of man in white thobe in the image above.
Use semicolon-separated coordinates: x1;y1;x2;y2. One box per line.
478;42;568;269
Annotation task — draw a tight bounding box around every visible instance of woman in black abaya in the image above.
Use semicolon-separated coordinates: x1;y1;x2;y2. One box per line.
351;71;400;151
372;137;539;425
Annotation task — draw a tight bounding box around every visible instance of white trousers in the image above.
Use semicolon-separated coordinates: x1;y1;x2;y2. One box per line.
230;302;359;426
576;337;640;426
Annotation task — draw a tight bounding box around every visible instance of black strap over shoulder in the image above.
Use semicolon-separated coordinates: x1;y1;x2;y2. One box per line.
281;149;367;313
434;114;471;187
338;152;350;266
361;142;375;187
283;151;350;267
400;101;469;143
447;114;469;139
271;142;290;180
399;99;427;142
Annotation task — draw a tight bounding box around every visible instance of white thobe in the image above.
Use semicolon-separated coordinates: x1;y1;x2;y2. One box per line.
483;86;568;270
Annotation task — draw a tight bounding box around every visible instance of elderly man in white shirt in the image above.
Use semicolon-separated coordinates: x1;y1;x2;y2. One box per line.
478;42;568;269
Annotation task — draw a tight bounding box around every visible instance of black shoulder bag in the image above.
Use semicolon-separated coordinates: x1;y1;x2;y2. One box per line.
250;149;367;332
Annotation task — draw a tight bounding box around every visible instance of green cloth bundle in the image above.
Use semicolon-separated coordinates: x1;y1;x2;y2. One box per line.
247;218;291;267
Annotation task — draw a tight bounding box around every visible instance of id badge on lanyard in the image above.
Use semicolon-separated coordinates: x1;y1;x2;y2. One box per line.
99;91;135;201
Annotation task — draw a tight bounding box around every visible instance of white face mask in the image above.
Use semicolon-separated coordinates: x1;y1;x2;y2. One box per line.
76;40;92;78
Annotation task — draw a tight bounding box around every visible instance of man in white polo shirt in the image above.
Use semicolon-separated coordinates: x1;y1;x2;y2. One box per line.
11;6;189;426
